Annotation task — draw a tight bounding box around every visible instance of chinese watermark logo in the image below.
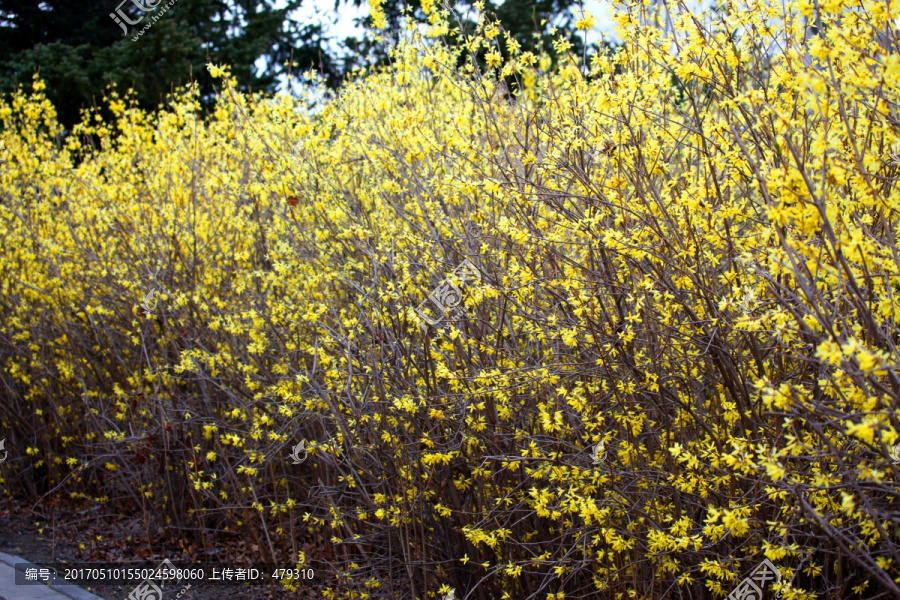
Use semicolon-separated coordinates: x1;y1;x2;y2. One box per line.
110;0;160;35
289;141;303;167
110;0;180;41
126;558;191;600
736;290;756;316
0;141;8;165
412;259;481;330
441;588;457;600
590;441;607;464
288;441;307;465
890;443;900;465
126;558;172;600
140;289;160;314
0;438;7;464
727;559;781;600
140;273;168;316
888;142;900;167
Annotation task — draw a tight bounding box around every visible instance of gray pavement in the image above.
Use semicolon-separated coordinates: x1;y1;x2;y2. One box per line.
0;552;105;600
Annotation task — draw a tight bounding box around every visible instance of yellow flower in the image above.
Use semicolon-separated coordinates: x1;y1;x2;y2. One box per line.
576;13;597;30
369;0;387;29
765;461;786;481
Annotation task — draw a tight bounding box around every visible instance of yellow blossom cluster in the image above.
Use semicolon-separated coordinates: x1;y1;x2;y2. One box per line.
0;0;898;598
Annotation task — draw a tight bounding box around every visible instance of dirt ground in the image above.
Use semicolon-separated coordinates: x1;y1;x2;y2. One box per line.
0;498;325;599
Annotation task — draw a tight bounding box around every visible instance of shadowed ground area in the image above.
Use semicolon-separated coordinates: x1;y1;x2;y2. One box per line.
0;500;309;599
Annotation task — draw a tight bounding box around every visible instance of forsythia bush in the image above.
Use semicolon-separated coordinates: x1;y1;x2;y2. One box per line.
1;0;899;598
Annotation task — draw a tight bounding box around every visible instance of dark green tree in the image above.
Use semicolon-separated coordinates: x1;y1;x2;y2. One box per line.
0;0;340;127
0;0;598;129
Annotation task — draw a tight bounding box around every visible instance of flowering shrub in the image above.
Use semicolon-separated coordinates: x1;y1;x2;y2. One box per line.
1;0;899;598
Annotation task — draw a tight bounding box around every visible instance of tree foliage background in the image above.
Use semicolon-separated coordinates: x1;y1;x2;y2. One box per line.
0;0;586;128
